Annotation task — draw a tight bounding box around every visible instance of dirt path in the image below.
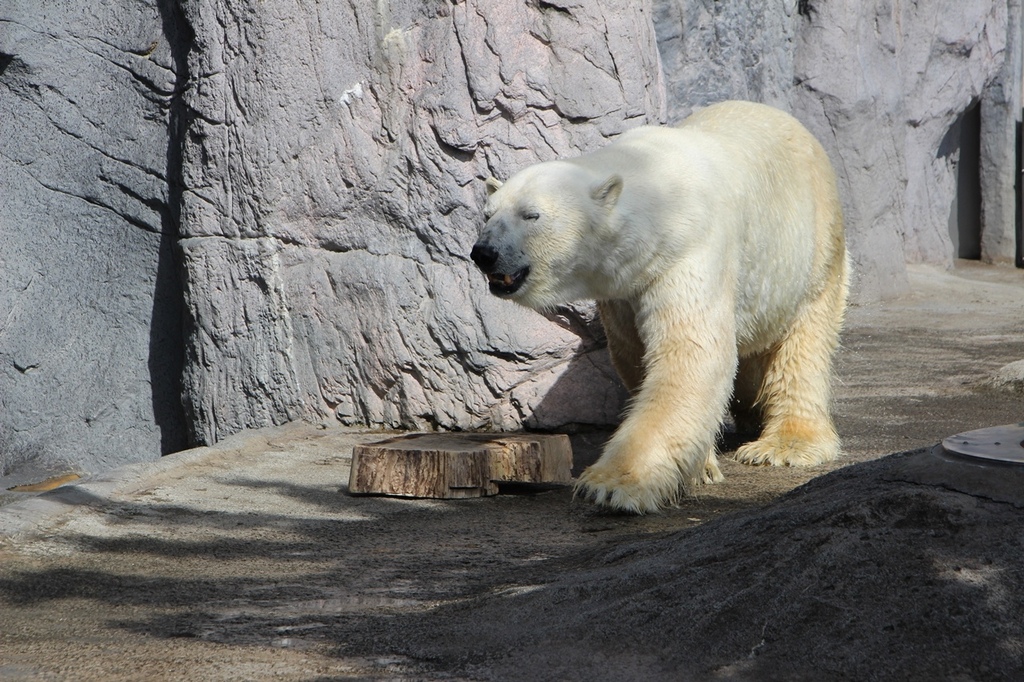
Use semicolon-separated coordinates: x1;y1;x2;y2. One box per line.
1;262;1022;681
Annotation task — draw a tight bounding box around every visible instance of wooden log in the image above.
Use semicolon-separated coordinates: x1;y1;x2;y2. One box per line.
348;433;573;499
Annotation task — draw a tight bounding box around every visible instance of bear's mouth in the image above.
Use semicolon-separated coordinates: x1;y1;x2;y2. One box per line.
487;267;530;296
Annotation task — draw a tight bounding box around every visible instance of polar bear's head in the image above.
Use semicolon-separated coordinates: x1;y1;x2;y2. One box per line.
470;161;623;311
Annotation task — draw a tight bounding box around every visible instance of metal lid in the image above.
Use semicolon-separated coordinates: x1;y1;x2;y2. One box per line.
941;423;1024;465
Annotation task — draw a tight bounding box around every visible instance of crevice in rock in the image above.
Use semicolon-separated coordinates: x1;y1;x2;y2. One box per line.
27;109;169;182
941;101;982;260
19;172;161;233
535;0;573;19
430;125;476;163
149;0;194;454
76;39;177;97
1016;118;1023;268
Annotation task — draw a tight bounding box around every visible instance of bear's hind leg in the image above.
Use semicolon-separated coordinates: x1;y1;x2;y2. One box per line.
734;274;846;467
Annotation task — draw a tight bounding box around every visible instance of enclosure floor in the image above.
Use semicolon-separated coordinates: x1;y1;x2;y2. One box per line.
1;262;1022;681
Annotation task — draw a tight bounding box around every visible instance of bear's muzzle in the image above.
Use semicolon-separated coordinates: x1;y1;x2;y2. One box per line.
470;242;530;296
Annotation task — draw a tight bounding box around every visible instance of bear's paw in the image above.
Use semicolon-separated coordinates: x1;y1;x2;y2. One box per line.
574;450;722;514
733;426;839;467
574;466;677;514
701;451;725;484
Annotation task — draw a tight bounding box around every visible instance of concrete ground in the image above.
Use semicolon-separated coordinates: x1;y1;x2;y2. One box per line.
1;262;1022;681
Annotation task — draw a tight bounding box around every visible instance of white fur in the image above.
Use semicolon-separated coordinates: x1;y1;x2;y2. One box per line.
477;101;849;513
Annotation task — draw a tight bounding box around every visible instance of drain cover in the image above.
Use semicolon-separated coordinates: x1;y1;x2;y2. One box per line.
941;423;1024;465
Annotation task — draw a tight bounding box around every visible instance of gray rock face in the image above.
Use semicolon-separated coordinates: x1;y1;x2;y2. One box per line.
790;0;1023;299
0;1;187;476
175;0;1019;439
175;0;663;444
654;0;796;121
654;0;1022;301
1;0;1020;467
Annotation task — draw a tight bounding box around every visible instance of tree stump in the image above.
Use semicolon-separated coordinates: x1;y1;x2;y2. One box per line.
348;433;573;499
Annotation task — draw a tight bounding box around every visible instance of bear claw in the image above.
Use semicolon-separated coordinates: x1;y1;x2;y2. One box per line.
733;435;839;467
574;452;723;514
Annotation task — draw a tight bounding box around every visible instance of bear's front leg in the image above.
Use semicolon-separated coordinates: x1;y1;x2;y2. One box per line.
576;291;736;513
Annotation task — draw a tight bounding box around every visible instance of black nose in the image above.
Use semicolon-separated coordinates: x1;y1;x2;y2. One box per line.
471;243;499;271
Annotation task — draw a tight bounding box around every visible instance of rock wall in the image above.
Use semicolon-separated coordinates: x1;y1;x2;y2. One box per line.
791;0;1022;298
0;1;187;477
654;0;1023;300
1;0;1020;471
653;0;796;120
177;0;1020;440
176;0;663;444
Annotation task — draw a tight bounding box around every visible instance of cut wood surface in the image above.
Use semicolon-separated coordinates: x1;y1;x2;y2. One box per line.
348;433;573;499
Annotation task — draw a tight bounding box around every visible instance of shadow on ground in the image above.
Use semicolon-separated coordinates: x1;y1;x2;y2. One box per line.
1;263;1023;680
2;450;1023;680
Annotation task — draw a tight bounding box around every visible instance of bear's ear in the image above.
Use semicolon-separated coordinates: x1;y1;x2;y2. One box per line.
591;174;623;208
485;177;503;195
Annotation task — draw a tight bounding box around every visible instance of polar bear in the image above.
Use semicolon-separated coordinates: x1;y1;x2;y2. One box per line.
470;101;849;513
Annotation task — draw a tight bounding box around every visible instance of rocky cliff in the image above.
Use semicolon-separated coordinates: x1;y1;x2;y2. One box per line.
1;0;1019;474
173;0;663;444
0;0;187;476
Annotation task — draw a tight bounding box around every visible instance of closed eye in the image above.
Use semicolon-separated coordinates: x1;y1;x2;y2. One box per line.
521;210;540;221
